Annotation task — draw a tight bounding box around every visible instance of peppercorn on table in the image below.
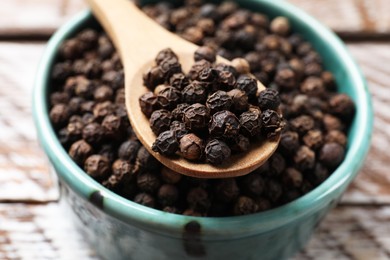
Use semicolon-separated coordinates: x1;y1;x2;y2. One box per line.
1;0;390;259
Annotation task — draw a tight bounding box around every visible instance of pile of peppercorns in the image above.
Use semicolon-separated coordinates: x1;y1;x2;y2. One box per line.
140;47;283;164
49;0;355;217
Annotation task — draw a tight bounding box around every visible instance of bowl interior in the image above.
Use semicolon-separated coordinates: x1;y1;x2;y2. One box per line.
33;0;373;237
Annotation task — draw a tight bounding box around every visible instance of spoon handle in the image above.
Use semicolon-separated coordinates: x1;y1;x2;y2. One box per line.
87;0;196;74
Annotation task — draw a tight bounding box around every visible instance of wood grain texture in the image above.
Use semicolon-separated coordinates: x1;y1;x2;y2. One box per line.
0;0;390;37
341;43;390;205
289;0;390;36
0;42;58;202
0;0;86;37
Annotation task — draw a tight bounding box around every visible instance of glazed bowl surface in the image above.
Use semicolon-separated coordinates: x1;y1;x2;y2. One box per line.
33;0;373;259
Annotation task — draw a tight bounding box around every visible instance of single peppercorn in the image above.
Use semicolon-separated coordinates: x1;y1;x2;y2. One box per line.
329;93;355;121
217;70;236;90
68;140;93;166
158;57;182;80
227;89;249;113
279;131;300;155
319;142;345;169
258;89;281;111
139;92;159;117
194;46;216;63
205;139;231;165
134;192;156;208
183;103;210;132
235;75;258;100
50;104;70;128
302;130;324;150
233;196;259;216
149;109;172;135
135;146;160;172
209;110;240;138
118;140;141;162
137;172;161;194
261;109;284;138
169;73;190;90
239;110;262;137
152;130;179;156
157;86;181;110
84;154;111;181
143;66;164;90
102;114;122;139
82;122;104;146
181;81;208;104
158;184;179;207
187;59;211;80
206;90;233;114
294;145;316;171
155;48;178;65
179;133;204;161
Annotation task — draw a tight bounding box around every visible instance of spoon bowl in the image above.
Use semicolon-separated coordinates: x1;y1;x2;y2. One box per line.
88;0;280;178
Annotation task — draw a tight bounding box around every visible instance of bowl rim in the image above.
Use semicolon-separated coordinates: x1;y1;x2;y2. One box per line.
33;0;373;237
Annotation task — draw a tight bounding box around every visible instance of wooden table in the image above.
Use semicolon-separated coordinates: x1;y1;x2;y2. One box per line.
1;0;390;259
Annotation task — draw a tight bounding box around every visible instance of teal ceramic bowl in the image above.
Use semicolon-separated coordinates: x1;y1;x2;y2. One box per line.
33;0;373;259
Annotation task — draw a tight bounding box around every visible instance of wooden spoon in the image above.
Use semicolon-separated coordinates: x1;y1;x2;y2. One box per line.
88;0;280;178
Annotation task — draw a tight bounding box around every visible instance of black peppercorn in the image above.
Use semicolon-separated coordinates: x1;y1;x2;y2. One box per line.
159;57;182;81
235;75;258;100
50;104;70;128
134;192;156;208
152;130;179;156
137;172;161;194
181;81;208;104
118;140;141;162
227;89;249;113
215;178;240;202
187;59;211;80
179;133;204;161
68;140;93;166
143;66;164;90
217;70;236;90
233;196;259;216
169;73;190;90
155;48;178;65
329;93;355;121
206;90;232;114
294;145;316;171
209;110;240;138
149;109;172;135
239;110;262;137
319;142;345;169
205;139;231;165
258;89;281;111
194;46;216;63
84;154;111;181
82;122;104;146
158;184;179;207
261;109;284;138
183;103;210;132
139;92;159;118
157;86;181;110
